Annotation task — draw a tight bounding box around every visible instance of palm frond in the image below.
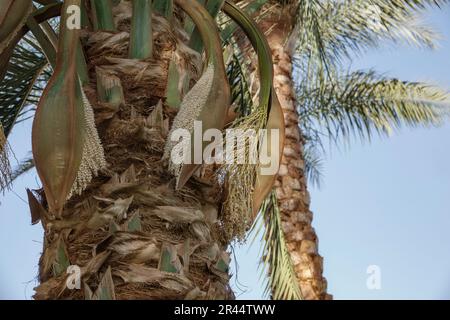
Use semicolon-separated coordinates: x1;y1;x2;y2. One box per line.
299;70;450;146
294;0;448;85
317;0;446;59
252;192;303;300
296;0;332;64
226;50;254;117
0;37;49;137
303;143;323;188
0;123;12;192
11;154;34;182
294;0;449;189
220;0;270;42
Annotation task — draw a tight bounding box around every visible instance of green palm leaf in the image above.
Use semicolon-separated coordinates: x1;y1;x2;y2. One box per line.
226;51;254;117
0;38;48;137
303;143;324;187
295;0;448;86
252;193;303;300
11;154;34;182
299;70;450;145
317;0;445;60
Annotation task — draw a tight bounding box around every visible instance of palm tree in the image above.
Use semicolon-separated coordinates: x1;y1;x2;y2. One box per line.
0;0;448;300
251;0;450;299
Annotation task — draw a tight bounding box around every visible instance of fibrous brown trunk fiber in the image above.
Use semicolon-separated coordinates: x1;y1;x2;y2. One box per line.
33;3;233;300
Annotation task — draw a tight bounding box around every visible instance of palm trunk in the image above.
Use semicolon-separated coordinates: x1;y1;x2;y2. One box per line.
271;44;330;300
259;5;332;300
33;3;233;300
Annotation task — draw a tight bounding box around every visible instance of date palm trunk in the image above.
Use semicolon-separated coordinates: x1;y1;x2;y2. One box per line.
272;45;330;300
31;0;328;300
33;4;233;300
259;6;331;300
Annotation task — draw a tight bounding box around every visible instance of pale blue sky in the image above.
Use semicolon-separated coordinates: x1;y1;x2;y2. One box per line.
1;5;449;300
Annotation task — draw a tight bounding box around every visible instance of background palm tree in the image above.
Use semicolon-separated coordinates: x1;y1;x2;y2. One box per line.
0;0;448;300
251;0;450;299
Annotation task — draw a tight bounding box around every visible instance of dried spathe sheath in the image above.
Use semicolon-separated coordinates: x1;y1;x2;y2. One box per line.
253;91;285;219
165;0;231;189
32;0;85;215
221;1;285;238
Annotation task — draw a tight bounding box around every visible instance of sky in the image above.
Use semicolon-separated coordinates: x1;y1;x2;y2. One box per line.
1;5;450;300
